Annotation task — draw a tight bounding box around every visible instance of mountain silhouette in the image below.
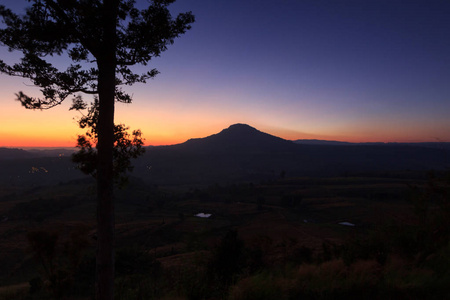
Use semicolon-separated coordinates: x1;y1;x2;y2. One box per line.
137;123;449;185
2;124;447;187
172;123;297;153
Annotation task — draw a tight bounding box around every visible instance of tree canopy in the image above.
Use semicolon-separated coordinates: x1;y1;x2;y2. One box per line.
0;0;194;109
72;99;145;187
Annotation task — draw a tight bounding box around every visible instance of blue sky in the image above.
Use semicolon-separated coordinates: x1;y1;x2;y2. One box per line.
1;0;450;146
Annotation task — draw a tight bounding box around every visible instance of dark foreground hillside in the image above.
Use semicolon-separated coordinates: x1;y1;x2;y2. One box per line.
0;172;449;299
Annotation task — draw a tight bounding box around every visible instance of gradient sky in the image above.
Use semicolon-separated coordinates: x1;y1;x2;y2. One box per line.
1;0;450;147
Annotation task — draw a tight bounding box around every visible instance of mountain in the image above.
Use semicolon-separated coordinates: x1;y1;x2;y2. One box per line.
1;124;448;187
136;124;449;186
171;123;297;153
138;124;302;185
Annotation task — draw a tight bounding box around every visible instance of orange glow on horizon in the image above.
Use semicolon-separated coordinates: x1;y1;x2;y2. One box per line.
1;127;446;149
0;134;77;148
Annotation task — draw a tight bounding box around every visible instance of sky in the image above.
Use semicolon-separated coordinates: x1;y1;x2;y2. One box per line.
1;0;450;147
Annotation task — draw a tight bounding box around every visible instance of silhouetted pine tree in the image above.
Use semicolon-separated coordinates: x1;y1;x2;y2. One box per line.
0;2;194;299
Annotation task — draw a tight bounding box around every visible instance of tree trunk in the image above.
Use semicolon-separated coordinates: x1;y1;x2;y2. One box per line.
96;1;118;299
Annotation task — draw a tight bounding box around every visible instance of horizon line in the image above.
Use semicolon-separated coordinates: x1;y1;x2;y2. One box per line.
2;139;450;149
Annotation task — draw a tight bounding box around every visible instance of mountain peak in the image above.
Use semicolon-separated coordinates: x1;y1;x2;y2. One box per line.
220;123;260;135
179;123;296;153
227;123;256;130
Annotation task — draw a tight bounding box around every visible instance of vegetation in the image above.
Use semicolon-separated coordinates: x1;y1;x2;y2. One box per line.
72;99;145;187
0;1;194;298
0;171;449;299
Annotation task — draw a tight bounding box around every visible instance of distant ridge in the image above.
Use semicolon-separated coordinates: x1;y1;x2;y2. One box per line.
294;139;450;149
293;139;353;146
0;147;37;160
0;147;76;160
